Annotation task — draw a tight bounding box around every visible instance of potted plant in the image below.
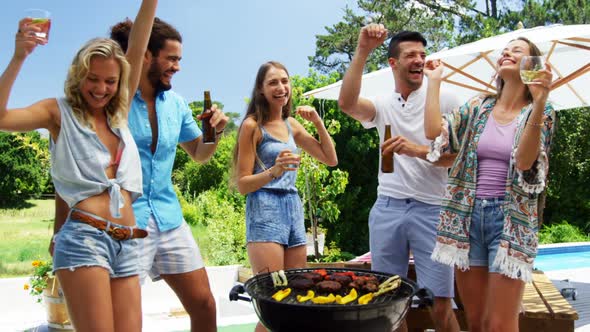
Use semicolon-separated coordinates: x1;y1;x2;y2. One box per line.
25;260;72;330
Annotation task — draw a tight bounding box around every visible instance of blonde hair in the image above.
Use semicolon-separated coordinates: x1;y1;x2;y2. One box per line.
64;38;130;129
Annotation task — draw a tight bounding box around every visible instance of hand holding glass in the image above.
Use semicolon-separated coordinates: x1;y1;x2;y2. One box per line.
24;9;51;41
520;56;545;84
286;149;300;170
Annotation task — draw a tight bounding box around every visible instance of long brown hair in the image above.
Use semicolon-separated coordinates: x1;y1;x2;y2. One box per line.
495;37;542;103
229;61;293;187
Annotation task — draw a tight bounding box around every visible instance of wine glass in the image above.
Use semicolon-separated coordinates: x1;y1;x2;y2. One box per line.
24;9;51;41
520;56;545;84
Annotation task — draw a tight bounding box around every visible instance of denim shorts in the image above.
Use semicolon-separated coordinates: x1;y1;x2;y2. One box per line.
369;195;454;298
139;215;204;283
246;189;306;248
53;211;141;278
469;197;505;272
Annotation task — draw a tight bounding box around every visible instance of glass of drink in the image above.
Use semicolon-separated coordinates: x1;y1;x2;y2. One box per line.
287;148;300;170
25;9;51;41
520;56;545;84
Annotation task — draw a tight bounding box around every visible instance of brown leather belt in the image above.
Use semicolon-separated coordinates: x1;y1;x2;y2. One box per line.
71;211;148;241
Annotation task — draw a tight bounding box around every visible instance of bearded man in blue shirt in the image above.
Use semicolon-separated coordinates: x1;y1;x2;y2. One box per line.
110;17;226;331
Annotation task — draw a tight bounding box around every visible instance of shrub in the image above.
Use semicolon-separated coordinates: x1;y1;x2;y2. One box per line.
308;241;356;263
538;221;589;244
174;133;236;199
0;132;50;206
181;189;247;266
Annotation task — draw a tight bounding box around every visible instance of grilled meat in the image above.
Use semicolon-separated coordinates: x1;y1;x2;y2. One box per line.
316;280;342;293
288;278;315;291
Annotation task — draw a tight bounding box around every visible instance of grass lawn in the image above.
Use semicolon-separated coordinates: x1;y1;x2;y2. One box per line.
0;199;213;277
0;199;54;277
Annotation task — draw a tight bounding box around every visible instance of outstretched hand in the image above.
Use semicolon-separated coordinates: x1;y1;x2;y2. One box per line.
358;23;388;53
14;18;46;59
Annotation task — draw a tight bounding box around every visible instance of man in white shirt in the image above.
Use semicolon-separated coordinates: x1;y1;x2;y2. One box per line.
338;24;460;332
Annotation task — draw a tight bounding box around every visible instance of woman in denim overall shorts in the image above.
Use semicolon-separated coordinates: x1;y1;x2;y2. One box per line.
233;61;338;332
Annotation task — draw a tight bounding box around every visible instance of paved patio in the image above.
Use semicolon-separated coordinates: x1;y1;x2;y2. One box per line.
1;265;589;331
546;267;590;331
0;265;257;332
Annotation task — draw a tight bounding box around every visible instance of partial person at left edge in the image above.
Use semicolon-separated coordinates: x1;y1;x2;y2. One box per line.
1;1;157;331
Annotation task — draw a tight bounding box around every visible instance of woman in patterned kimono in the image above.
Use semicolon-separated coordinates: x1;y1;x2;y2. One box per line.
423;37;555;332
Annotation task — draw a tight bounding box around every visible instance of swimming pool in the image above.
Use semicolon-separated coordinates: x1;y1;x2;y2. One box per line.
534;243;590;271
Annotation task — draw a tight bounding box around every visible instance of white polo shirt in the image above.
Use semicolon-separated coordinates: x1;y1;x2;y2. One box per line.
361;83;460;205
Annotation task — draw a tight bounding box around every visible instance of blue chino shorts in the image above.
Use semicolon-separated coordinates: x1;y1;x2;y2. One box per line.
246;189;306;248
53;210;141;278
369;195;454;298
469;197;505;273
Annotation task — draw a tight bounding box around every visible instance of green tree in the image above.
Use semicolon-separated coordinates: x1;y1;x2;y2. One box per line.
309;0;469;75
0;132;50;206
292;71;376;255
173;132;236;199
545;109;590;231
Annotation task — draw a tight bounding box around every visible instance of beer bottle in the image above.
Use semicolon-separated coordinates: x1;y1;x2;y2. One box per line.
201;90;216;144
381;124;394;173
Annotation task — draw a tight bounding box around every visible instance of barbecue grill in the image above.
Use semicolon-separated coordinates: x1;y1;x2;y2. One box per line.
229;267;433;332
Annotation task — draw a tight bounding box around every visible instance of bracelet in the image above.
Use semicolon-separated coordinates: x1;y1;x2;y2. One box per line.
216;129;225;136
526;121;545;127
267;168;277;180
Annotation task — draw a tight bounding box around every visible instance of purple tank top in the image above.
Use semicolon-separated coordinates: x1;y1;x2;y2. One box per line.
476;114;517;198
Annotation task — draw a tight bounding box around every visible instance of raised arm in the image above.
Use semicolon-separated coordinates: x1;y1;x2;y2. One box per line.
291;106;337;166
338;24;387;122
0;18;58;134
125;0;157;101
515;64;553;170
423;60;444;140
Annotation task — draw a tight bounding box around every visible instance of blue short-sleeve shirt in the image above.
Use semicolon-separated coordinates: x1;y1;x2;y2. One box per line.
128;90;202;231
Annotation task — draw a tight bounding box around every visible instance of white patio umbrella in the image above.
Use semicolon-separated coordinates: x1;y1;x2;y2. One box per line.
303;24;590;111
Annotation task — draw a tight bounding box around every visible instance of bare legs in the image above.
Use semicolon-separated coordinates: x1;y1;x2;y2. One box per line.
57;267;142;332
247;242;306;332
162;268;217;332
456;267;524;332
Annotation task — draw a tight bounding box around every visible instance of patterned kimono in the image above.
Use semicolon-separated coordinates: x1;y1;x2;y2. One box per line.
427;95;555;282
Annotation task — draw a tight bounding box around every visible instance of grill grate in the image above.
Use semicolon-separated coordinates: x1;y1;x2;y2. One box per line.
245;267;413;308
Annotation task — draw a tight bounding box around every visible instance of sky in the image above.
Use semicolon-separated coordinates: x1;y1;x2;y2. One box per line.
0;0;357;119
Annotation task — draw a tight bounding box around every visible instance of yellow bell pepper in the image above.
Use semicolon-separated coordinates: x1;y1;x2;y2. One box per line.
311;293;336;304
335;288;358;305
272;288;292;302
296;290;315;303
358;292;375;305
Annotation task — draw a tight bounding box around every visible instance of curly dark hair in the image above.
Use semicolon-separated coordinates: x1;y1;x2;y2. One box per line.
110;17;182;56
